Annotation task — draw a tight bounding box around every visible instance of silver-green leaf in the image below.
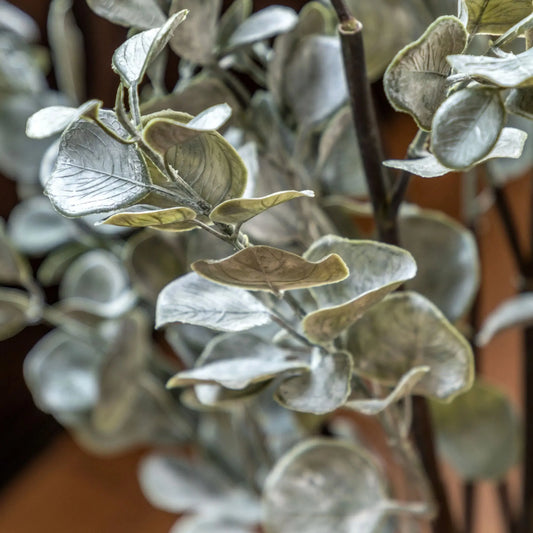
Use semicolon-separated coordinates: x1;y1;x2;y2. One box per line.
86;0;166;29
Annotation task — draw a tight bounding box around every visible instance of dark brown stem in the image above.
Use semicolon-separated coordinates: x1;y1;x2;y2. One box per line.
521;325;533;533
463;482;476;533
329;0;354;26
499;480;518;533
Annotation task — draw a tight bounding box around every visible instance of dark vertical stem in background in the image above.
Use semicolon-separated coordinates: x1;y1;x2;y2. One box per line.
499;481;518;533
521;325;533;533
463;482;475;533
330;1;456;532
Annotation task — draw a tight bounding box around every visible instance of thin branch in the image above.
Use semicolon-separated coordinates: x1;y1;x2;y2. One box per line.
463;482;476;533
498;480;518;533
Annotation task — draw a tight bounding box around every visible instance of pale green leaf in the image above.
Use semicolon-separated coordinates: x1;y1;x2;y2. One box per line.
477;293;533;345
192;245;349;293
0;0;40;41
46;120;151;216
36;243;88;286
399;209;480;321
464;0;533;34
492;13;533;49
275;350;352;415
263;439;389;533
384;16;467;130
346;367;430;416
384;127;528;177
217;0;253;49
98;204;197;230
431;87;505;170
225;6;298;51
302;237;417;344
156;272;272;331
187;103;232;130
169;0;221;64
86;0;166;29
431;381;521;479
0;288;30;341
448;47;533;88
112;10;188;88
210;190;314;225
347;292;474;401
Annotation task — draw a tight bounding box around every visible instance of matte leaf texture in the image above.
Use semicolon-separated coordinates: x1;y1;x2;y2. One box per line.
347;292;474;401
210;190;315;225
448;47;533;88
431;87;505;170
171;515;252;533
192;245;349;293
283;35;347;126
0;0;40;40
217;0;253;51
59;250;135;318
98;205;197;230
431;380;521;479
186;103;232;131
507;87;533;120
346;366;430;416
302;236;417;344
0;288;30;341
86;0;166;29
275;350;352;415
477;293;533;346
143;112;247;206
384;16;467;130
0;219;31;285
263;439;390;533
225;5;298;51
399;209;480;322
23;329;105;421
46;120;151;216
112;10;188;88
464;0;533;34
384;127;528;178
168;0;221;64
26;100;101;139
7;196;76;255
156;272;272;331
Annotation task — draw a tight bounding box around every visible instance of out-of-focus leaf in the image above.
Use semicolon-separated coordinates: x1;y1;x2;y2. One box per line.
263;439;390;533
37;242;87;286
217;0;253;50
0;219;32;285
46;120;151;216
192;245;349;293
0;288;30;341
225;6;298;51
431;381;521;479
86;0;166;29
7;196;76;255
171;515;253;533
399;209;479;322
507;87;533;120
0;0;40;41
431;87;505;170
112;10;188;88
275;350;352;414
156;272;272;331
168;0;221;63
210;190;314;225
384;16;467;130
384;127;528;177
302;236;416;344
448;47;533;88
347;292;474;401
464;0;533;34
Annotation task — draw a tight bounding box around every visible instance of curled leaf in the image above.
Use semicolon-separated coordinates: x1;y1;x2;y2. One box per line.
98;205;197;230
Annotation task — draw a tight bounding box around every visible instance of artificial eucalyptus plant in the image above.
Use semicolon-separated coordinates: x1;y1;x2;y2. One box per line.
1;0;533;531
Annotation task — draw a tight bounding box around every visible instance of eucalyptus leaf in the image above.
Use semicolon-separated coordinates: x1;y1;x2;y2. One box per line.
384;127;528;177
46;120;151;216
210;190;314;225
156;272;272;331
263;439;390;533
507;87;533;120
447;47;533;88
275;350;352;415
477;293;533;346
0;219;32;285
492;13;533;49
225;6;298;51
0;0;40;41
0;287;30;341
192;246;349;293
171;515;252;533
346;367;430;416
36;242;88;286
399;209;480;321
86;0;166;29
283;35;347;126
98;204;197;230
302;237;417;344
464;0;533;34
187;103;232;131
217;0;253;50
431;87;505;170
7;196;76;255
112;9;188;88
431;381;521;479
347;292;474;401
168;0;221;64
384;16;467;130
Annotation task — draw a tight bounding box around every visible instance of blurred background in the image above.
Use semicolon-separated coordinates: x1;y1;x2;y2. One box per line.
0;1;529;532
